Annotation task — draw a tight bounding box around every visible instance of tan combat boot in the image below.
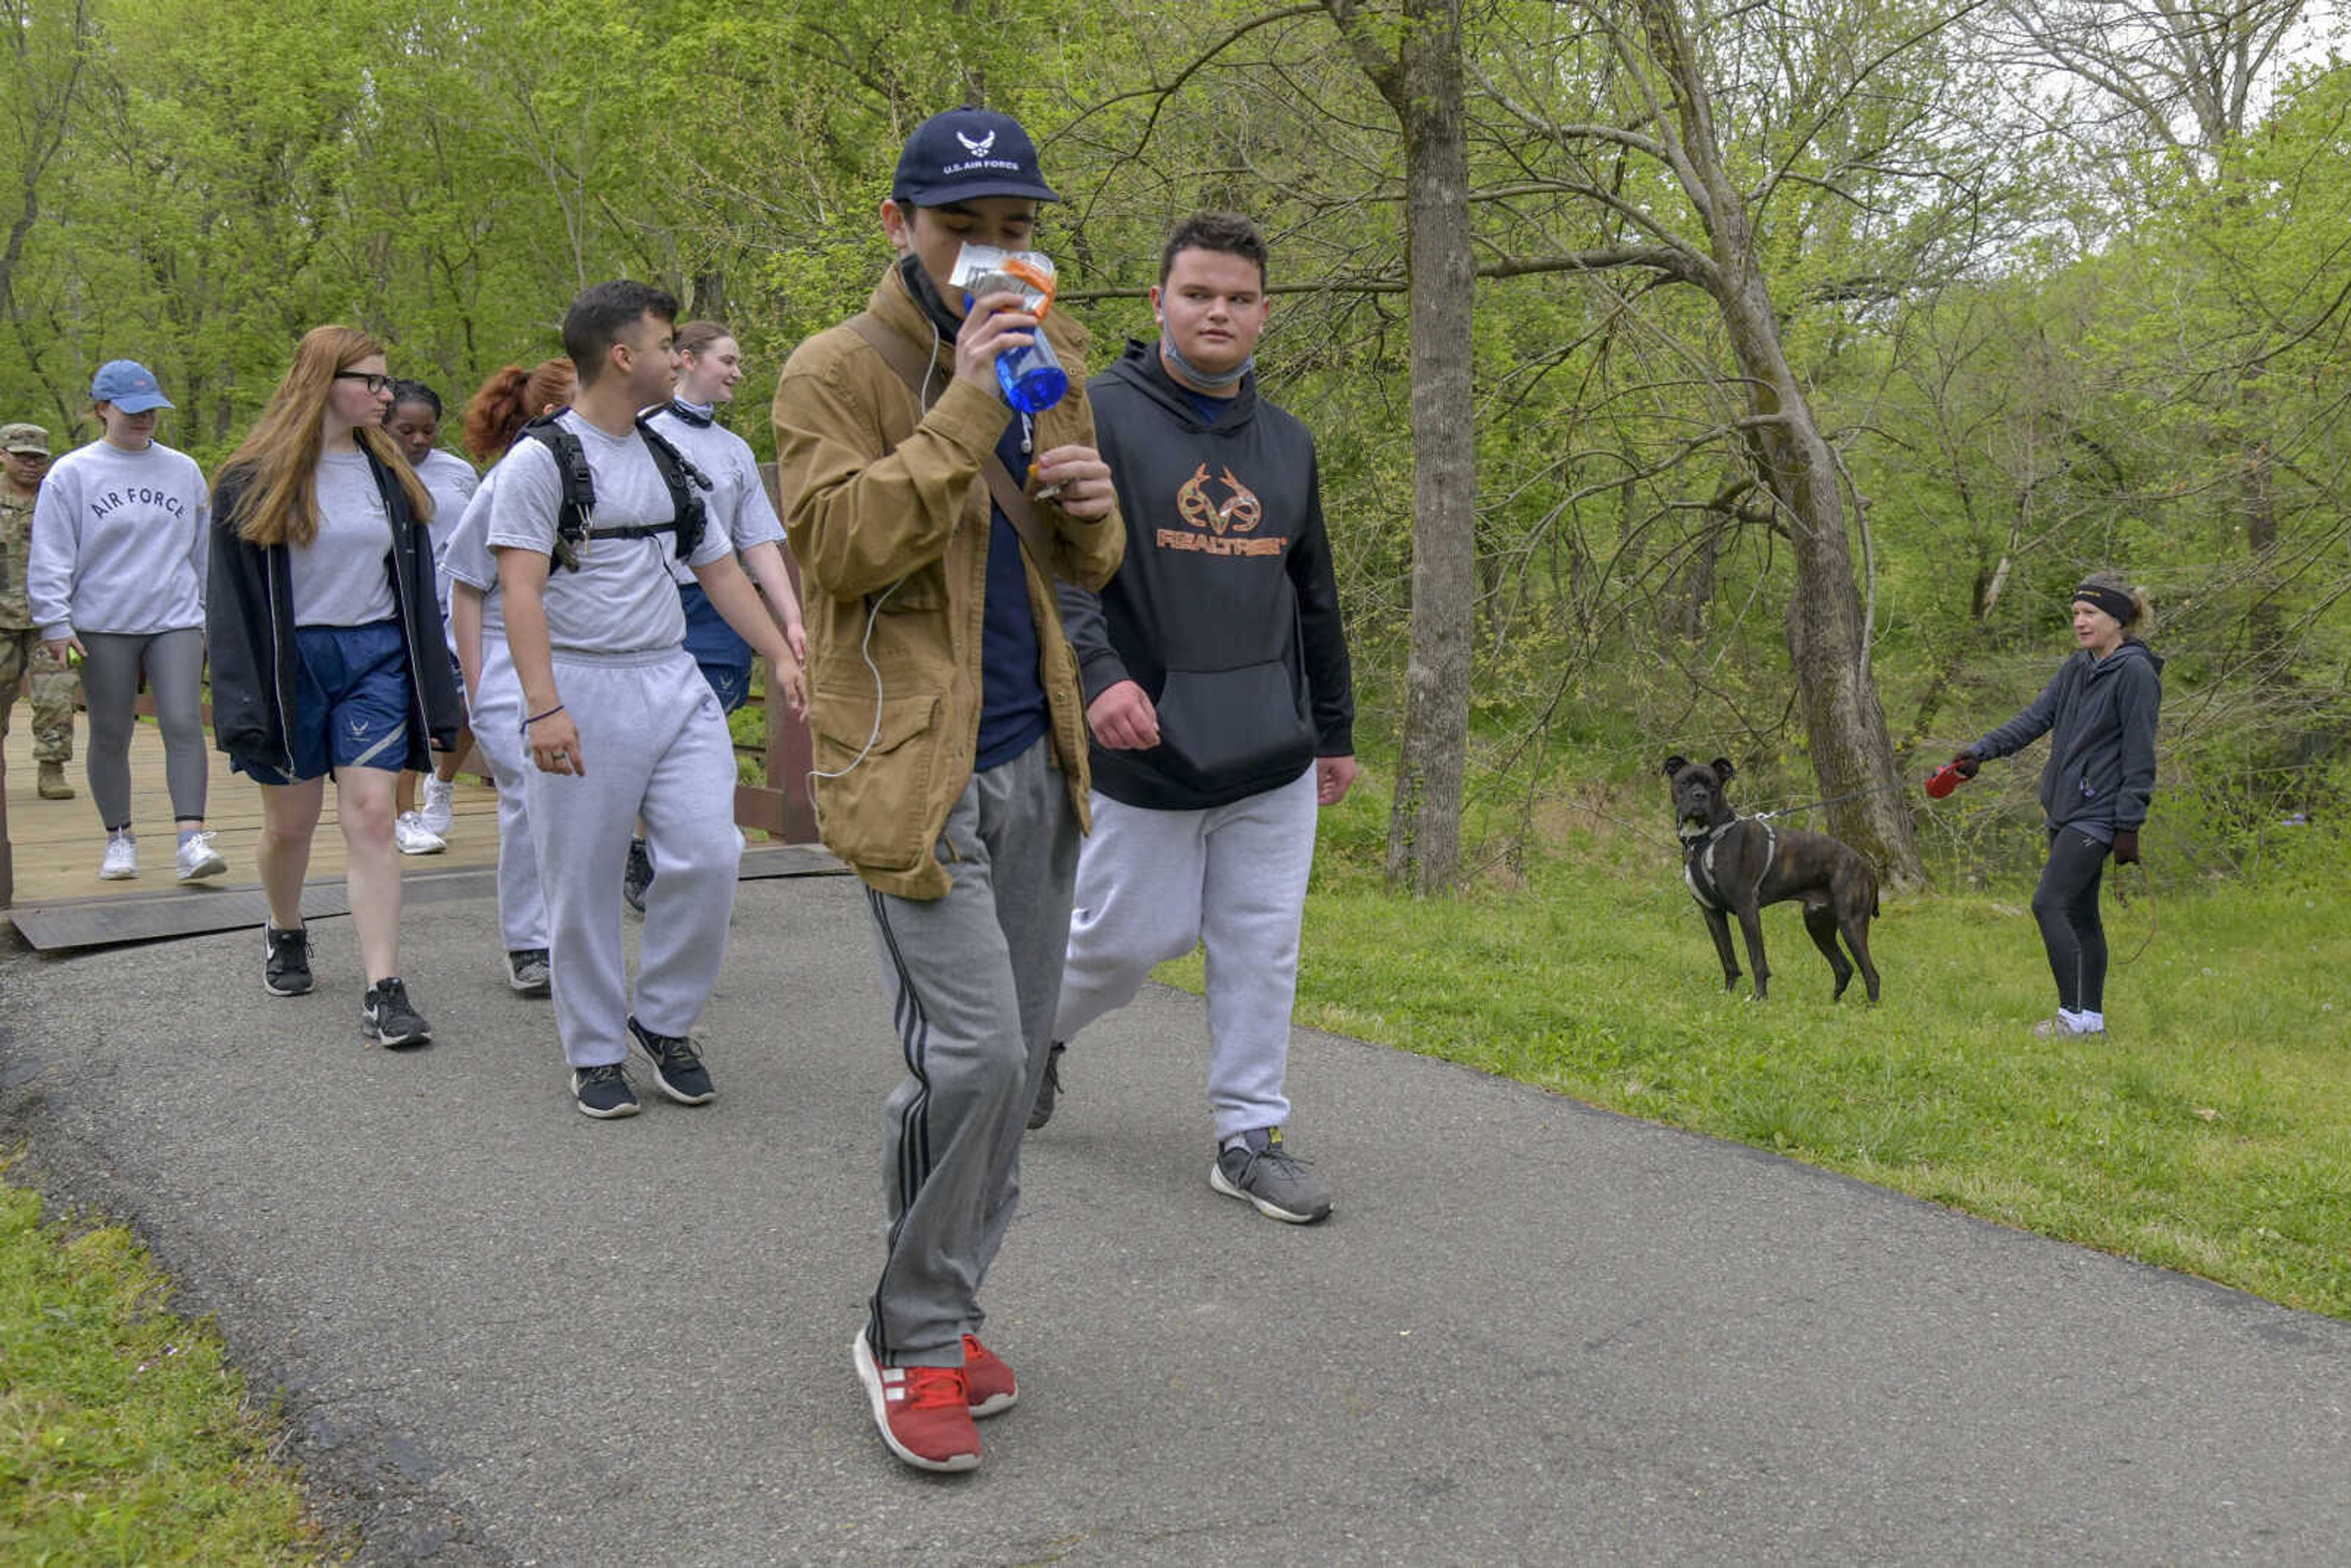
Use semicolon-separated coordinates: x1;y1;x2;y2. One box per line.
37;761;73;800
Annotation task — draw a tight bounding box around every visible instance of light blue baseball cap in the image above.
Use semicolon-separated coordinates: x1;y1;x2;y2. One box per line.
90;359;173;413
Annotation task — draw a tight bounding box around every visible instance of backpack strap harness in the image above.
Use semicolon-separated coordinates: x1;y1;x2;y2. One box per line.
517;412;713;572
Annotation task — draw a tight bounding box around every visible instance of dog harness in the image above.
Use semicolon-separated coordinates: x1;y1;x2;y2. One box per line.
1681;817;1775;915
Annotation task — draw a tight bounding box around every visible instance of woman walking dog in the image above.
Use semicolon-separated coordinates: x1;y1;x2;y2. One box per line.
1950;571;2161;1038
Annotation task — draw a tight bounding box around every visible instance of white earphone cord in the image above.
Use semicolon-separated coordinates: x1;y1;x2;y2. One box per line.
803;309;945;792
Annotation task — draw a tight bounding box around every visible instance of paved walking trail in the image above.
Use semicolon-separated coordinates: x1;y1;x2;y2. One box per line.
6;874;2350;1564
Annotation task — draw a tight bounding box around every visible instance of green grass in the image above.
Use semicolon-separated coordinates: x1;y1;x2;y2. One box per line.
1159;809;2351;1318
0;1176;320;1564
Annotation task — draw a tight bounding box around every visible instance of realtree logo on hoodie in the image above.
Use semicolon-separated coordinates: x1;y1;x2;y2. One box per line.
1161;463;1284;557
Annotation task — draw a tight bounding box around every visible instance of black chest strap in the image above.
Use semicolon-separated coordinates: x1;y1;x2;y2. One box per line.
516;413;714;571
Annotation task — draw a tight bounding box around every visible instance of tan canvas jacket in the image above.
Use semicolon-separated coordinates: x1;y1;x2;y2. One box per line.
772;263;1125;899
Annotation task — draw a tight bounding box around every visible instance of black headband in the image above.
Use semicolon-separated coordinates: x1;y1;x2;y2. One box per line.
2072;583;2135;625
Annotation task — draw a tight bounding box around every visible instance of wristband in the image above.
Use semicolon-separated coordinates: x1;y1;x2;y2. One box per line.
525;704;565;726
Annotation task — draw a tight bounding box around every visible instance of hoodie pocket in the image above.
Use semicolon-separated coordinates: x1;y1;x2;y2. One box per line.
1150;658;1316;794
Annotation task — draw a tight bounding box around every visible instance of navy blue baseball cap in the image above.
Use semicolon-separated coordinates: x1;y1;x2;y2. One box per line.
90;359;173;413
893;108;1059;207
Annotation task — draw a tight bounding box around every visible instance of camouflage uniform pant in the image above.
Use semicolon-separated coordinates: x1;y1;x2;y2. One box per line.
0;627;75;763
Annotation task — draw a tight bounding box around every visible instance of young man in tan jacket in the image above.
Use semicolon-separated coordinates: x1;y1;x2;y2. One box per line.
772;107;1123;1474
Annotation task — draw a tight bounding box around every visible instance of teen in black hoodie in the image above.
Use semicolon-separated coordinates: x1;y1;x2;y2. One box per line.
1044;214;1355;1225
1953;572;2163;1038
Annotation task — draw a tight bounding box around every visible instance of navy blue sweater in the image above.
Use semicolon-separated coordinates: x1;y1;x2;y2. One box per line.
1970;639;2163;838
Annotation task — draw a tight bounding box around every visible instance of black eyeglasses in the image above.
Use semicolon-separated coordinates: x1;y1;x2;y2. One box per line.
334;372;393;394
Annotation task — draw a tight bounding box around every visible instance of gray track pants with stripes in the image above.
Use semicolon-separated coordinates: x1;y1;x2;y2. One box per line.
861;736;1077;1368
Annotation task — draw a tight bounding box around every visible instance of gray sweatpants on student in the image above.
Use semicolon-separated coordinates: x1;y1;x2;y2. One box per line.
77;627;208;831
863;736;1077;1368
470;635;548;951
525;649;743;1068
1054;767;1318;1140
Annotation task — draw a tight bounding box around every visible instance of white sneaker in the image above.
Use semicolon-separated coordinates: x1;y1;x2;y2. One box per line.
394;812;446;855
174;830;228;882
419;776;455;836
99;834;138;880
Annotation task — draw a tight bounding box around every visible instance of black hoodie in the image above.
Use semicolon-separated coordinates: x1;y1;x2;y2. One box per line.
1970;638;2164;835
1058;340;1353;811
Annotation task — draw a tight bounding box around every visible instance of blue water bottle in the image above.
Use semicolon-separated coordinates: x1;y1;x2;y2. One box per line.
953;244;1068;414
993;332;1067;415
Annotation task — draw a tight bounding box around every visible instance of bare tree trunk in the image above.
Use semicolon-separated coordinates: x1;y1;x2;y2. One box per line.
1327;0;1477;893
2242;409;2281;672
1640;0;1924;883
1383;0;1476;893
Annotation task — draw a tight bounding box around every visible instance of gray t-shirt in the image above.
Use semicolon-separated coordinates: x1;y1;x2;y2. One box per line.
484;410;730;656
290;452;397;628
438;469;503;636
642;408;786;587
413;448;478;650
414;448;479;549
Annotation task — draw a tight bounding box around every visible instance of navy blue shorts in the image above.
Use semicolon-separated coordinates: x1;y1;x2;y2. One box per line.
234;620;413;785
680;579;754;715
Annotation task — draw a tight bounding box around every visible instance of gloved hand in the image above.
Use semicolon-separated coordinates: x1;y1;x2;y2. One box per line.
1951;751;1979;780
2112;827;2139;866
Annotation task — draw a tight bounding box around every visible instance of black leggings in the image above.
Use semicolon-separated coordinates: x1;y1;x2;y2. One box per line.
2031;827;2112;1013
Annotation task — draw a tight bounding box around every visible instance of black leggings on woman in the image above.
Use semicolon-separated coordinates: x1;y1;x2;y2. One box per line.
2031;827;2113;1013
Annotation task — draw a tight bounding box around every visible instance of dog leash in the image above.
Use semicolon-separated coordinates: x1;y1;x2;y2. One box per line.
1749;779;1910;822
2107;860;2158;966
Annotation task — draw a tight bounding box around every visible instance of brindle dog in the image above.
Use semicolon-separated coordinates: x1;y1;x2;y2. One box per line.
1664;755;1881;1002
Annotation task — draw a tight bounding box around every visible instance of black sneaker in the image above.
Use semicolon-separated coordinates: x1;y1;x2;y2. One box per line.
628;1016;714;1105
359;977;432;1049
572;1062;640;1119
263;925;313;997
1027;1042;1067;1131
504;947;552;996
623;836;653;915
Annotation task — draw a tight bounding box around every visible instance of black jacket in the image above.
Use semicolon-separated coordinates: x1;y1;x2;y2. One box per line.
207;450;461;776
1970;639;2163;831
1058;340;1353;811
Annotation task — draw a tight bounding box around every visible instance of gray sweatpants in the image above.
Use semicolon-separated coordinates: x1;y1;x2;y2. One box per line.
524;649;743;1068
78;627;208;830
863;736;1077;1368
1054;767;1318;1139
469;634;548;951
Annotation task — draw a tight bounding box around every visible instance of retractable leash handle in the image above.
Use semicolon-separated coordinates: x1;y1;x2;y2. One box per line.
1924;762;1968;799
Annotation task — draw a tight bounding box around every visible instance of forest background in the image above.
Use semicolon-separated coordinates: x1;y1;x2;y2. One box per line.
2;0;2347;891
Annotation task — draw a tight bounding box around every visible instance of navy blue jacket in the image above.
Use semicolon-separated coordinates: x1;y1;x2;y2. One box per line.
1058;340;1353;811
1970;640;2163;835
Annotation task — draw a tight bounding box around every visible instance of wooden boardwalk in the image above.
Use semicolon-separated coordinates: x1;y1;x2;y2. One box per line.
0;701;500;934
2;694;833;950
4;467;821;948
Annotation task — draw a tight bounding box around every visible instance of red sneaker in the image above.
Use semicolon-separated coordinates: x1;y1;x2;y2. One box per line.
962;1334;1018;1417
852;1335;980;1472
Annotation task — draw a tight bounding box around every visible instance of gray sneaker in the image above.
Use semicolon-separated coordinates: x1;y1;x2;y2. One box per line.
1209;1127;1332;1225
505;947;552;997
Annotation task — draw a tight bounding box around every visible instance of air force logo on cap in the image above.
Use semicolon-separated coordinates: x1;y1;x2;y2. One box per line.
893;108;1059;208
